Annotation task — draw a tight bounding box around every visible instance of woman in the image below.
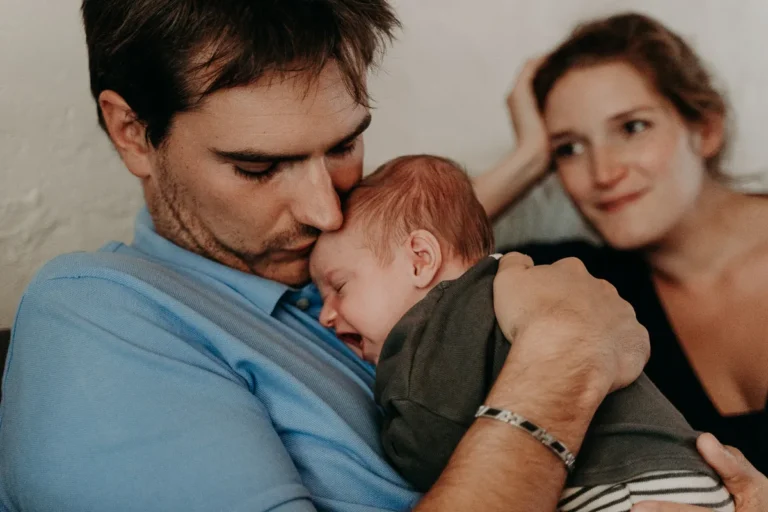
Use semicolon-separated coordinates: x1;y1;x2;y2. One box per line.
475;12;768;479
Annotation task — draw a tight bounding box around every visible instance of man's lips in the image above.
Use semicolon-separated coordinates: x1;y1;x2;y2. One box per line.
271;241;316;261
595;190;647;212
286;240;316;254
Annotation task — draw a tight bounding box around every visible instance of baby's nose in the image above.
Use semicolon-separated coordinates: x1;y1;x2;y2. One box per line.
319;304;337;328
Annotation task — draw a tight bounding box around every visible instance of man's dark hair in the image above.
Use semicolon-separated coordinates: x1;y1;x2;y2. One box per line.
82;0;399;147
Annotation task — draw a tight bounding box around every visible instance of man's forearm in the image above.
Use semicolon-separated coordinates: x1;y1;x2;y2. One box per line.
414;354;603;511
414;420;568;512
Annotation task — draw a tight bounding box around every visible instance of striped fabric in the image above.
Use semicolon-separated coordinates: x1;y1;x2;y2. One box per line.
559;471;734;512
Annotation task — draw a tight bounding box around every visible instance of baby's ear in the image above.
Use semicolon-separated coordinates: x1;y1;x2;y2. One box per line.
406;230;442;289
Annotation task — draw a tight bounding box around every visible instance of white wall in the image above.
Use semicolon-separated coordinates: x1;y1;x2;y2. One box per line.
1;0;767;327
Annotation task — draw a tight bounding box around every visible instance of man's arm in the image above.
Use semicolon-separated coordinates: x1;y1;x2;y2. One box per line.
414;253;650;511
0;277;315;512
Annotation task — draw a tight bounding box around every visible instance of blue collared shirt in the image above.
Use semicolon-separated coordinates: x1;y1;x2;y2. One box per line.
0;208;419;512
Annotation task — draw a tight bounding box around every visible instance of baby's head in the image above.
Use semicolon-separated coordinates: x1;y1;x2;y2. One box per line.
310;154;494;364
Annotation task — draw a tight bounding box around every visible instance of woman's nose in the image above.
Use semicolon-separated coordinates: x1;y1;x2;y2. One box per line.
592;146;629;188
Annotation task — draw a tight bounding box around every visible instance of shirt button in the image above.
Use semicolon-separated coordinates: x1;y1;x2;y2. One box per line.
296;298;311;311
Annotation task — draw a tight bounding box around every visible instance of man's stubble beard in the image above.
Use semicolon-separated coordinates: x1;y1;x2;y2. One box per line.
144;157;318;286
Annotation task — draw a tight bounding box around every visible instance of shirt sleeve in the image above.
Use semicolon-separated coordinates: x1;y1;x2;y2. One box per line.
376;258;503;493
379;399;468;492
0;275;317;512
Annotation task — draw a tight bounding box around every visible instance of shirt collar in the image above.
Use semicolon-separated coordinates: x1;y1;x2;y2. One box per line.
130;207;293;315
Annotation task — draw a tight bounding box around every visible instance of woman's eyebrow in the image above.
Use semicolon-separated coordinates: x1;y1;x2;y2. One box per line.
548;105;663;142
549;130;577;143
609;105;662;122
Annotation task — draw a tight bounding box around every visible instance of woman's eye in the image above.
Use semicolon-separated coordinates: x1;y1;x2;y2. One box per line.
553;141;585;159
624;120;650;135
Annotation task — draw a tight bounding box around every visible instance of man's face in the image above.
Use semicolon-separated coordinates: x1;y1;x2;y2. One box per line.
143;63;370;285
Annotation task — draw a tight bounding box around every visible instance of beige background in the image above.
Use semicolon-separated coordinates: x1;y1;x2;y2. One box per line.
1;0;767;326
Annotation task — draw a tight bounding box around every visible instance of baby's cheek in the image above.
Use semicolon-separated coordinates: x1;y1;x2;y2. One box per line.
371;338;387;354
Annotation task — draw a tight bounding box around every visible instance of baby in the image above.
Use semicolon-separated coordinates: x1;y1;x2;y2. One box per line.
309;155;734;512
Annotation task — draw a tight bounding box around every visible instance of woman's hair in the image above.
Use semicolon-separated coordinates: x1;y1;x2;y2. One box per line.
533;12;730;176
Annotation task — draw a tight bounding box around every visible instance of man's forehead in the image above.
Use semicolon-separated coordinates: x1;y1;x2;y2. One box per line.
193;73;369;154
205;62;361;114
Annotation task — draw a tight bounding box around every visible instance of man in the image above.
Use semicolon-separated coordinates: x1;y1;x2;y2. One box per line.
0;1;660;510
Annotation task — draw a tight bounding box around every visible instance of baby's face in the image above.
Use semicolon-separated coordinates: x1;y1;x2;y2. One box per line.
310;225;423;365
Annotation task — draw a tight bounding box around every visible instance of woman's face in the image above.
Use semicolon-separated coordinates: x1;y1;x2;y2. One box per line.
543;61;720;249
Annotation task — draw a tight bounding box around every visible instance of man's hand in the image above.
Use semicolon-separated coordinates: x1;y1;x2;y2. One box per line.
632;434;768;512
493;252;649;393
490;253;649;450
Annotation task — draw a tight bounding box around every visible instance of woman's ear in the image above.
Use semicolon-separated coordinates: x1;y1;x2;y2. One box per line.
99;90;154;180
406;230;443;289
693;113;725;160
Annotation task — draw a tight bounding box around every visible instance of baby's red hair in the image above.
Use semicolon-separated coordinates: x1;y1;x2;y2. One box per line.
344;154;495;264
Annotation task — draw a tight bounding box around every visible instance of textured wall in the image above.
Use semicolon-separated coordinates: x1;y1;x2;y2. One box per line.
2;0;767;326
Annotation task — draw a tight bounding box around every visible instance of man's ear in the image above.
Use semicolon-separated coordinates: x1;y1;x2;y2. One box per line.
406;229;442;289
99;90;155;180
693;113;725;161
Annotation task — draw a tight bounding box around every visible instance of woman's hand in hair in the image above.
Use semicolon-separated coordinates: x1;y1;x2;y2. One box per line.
472;57;552;222
507;57;549;158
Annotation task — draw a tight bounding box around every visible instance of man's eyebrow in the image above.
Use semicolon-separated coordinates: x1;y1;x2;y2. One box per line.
212;113;372;164
333;112;372;149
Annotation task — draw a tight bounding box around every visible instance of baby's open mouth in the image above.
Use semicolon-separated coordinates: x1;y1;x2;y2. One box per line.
339;332;363;350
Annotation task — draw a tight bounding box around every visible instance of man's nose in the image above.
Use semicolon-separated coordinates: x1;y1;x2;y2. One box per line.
292;158;344;233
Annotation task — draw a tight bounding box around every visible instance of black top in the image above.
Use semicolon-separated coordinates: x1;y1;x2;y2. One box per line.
512;241;768;476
